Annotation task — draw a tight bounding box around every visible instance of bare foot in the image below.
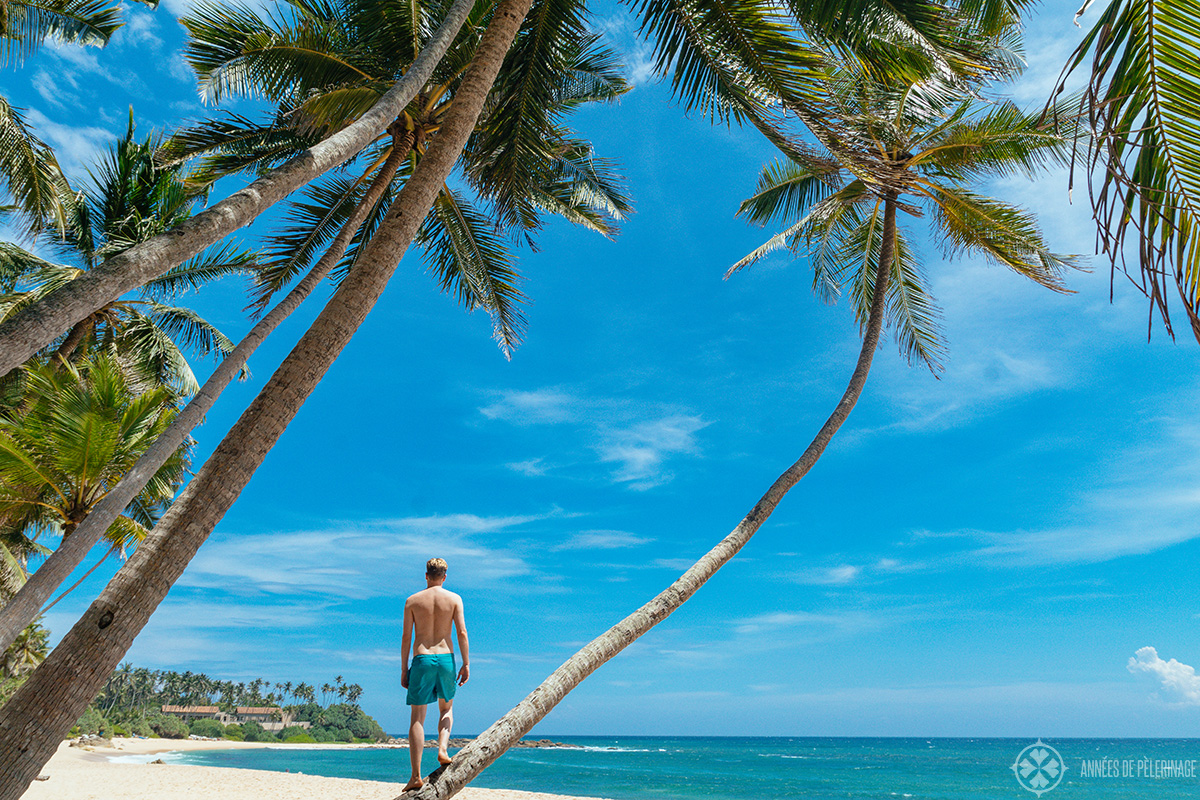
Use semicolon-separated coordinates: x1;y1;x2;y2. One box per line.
437;751;453;765
404;776;425;792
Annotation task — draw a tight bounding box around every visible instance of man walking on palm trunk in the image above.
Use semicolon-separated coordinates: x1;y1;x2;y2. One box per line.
401;557;470;790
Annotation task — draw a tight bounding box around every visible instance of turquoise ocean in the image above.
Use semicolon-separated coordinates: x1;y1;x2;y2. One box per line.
167;737;1200;798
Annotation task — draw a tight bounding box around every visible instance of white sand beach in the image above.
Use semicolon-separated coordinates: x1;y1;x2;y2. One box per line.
18;738;607;800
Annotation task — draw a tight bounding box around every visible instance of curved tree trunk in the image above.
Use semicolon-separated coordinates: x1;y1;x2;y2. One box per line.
51;318;93;366
0;128;416;656
0;0;477;381
0;0;534;794
401;197;898;800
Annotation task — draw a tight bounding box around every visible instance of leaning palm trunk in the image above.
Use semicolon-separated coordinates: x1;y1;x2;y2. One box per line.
0;128;415;656
402;198;898;800
0;0;476;381
0;0;533;792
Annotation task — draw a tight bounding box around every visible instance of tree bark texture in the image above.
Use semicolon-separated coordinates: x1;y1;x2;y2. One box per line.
0;130;415;656
0;0;476;380
0;0;534;794
400;197;899;800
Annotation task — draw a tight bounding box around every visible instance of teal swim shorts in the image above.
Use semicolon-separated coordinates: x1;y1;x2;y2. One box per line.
406;653;457;705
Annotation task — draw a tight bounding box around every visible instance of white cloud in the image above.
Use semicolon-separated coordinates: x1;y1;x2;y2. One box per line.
481;387;707;490
46;37;149;95
966;524;1200;565
31;70;72;108
480;388;577;424
23;108;113;178
794;564;861;585
551;529;652;551
596;14;658;87
896;410;1200;567
507;457;548;476
167;50;197;86
734;610;876;636
112;7;163;50
598;414;707;490
180;512;564;597
1127;647;1200;705
147;600;327;630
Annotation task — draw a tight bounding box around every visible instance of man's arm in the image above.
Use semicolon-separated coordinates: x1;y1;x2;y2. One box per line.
454;596;470;686
400;599;413;689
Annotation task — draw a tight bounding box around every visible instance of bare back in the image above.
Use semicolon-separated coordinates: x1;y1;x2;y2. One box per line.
405;587;462;655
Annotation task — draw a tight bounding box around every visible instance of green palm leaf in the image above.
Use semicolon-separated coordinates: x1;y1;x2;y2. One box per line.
1062;0;1200;340
0;0;124;65
733;59;1076;373
141;242;259;301
184;0;375;105
0;97;72;236
418;188;527;354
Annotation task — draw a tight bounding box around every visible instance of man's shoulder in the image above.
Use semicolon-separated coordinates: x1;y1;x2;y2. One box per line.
440;588;464;603
405;588;430;604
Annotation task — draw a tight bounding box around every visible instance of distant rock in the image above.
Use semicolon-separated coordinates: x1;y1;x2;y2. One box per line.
150;759;166;765
69;736;112;749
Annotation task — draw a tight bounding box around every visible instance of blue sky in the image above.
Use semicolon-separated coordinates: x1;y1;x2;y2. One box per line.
7;0;1200;738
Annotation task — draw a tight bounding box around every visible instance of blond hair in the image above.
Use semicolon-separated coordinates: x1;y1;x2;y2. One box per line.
426;558;448;578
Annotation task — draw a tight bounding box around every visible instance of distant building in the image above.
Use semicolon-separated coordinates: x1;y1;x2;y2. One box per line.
161;705;310;731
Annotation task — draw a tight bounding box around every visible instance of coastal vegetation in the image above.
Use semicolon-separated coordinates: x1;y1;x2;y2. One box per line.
0;0;1198;798
71;665;386;743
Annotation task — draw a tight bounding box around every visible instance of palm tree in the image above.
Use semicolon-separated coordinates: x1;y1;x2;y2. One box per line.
0;114;253;395
0;98;71;238
0;620;47;702
0;0;1042;793
168;0;628;344
0;2;537;788
0;0;480;374
0;0;625;652
0;353;186;698
0;111;266;650
1;0;158;235
0;0;1016;372
1057;0;1200;343
0;354;188;561
730;69;1077;371
396;65;1079;800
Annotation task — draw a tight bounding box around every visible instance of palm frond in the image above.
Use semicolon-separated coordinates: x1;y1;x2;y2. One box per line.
110;314;200;395
1059;0;1200;341
140;242;259;301
0;97;73;236
844;218;945;370
249;171;372;312
1;0;122;65
417;187;527;355
912;99;1074;181
183;0;373;105
159;112;323;191
737;157;845;227
729;179;868;278
924;183;1079;291
466;0;626;232
0;242;58;293
624;0;827;121
144;303;237;361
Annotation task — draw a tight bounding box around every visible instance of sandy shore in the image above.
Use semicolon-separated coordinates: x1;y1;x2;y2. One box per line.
19;738;608;800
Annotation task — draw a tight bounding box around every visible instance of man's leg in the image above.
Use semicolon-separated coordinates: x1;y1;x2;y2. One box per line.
436;698;454;765
406;704;427;790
